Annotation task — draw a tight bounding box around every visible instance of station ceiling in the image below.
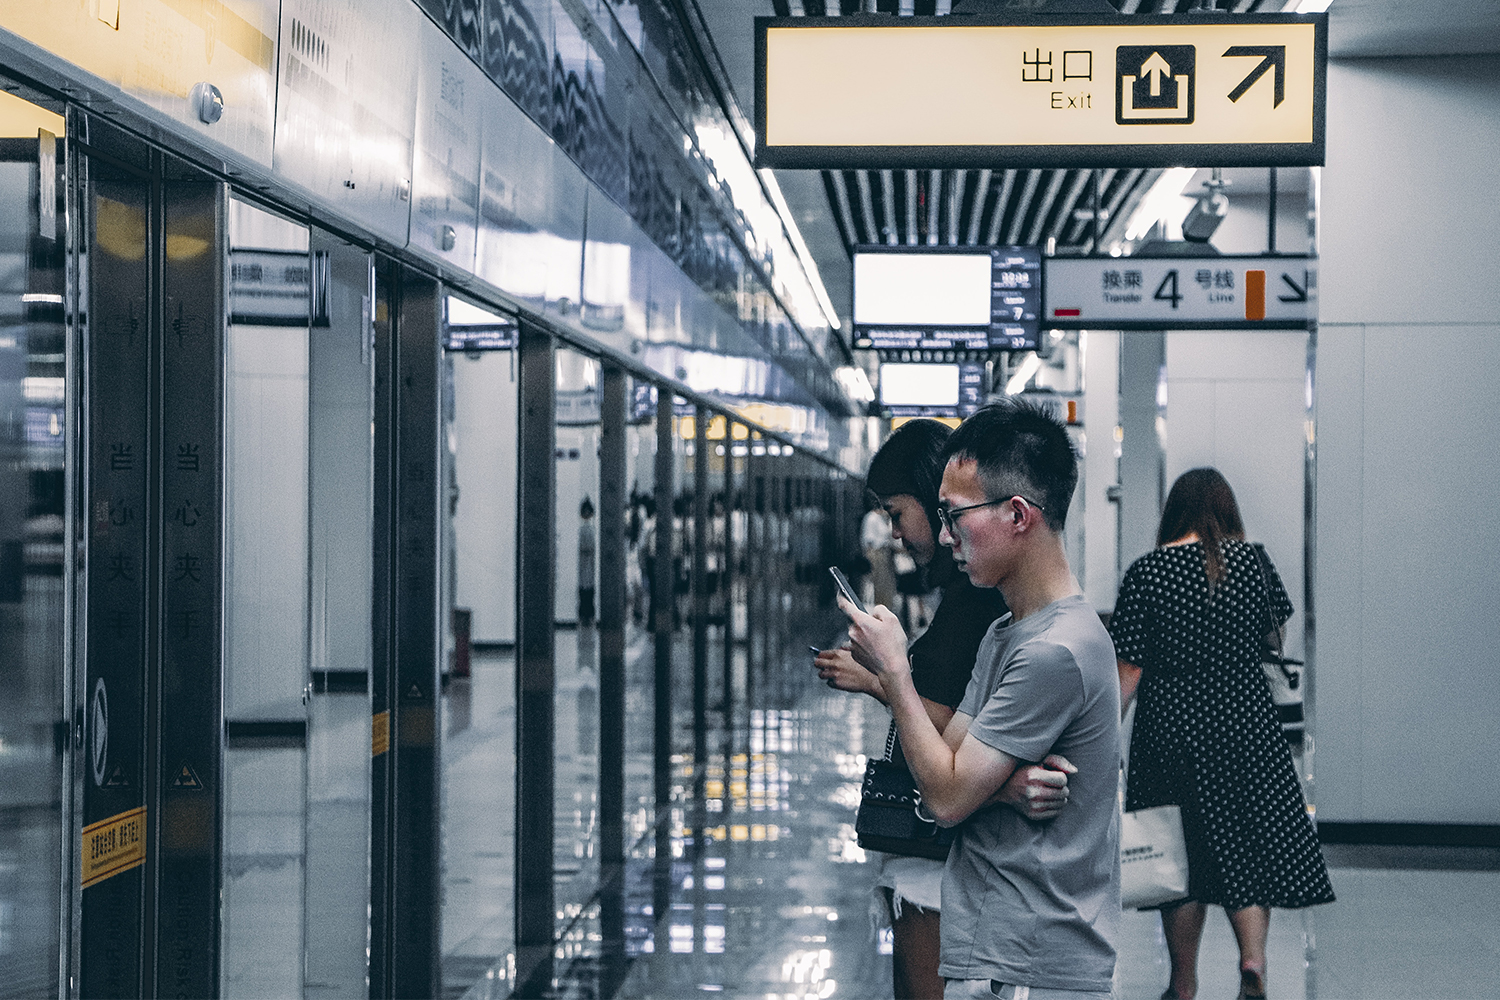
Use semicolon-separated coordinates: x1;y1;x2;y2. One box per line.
694;0;1500;330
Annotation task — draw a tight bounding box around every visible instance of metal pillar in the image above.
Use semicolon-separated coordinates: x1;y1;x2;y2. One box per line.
1118;331;1166;573
78;129;226;998
651;389;674;943
152;167;225;1000
597;363;628;993
370;266;442;999
692;409;709;768
513;321;556;997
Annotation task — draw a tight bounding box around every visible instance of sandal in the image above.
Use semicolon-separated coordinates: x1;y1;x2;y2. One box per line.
1236;968;1267;1000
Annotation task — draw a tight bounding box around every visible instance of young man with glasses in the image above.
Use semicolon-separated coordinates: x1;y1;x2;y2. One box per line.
841;400;1121;1000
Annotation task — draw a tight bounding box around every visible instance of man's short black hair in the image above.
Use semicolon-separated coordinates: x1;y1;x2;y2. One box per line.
940;399;1078;532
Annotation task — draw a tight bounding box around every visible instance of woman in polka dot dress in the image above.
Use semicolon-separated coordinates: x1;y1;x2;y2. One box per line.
1110;468;1334;1000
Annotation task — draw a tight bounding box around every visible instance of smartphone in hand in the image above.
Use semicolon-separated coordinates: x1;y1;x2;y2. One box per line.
828;566;866;613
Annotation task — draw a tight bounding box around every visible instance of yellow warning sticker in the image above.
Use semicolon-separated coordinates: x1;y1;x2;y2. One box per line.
372;710;389;757
82;806;146;889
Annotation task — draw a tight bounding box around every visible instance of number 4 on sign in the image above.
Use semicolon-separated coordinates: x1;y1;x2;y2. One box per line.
1154;270;1183;309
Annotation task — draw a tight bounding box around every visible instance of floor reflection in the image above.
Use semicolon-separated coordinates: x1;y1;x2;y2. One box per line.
440;627;1500;1000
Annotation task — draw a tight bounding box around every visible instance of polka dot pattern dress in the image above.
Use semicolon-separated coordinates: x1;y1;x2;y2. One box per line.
1110;540;1335;910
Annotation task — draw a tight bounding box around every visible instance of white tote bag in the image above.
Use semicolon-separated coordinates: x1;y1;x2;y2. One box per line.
1119;803;1190;909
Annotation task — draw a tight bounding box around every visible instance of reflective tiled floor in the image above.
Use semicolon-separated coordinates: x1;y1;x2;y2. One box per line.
545;627;1500;1000
6;614;1500;998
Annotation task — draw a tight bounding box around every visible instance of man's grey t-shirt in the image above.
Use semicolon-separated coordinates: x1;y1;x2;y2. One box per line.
939;594;1121;992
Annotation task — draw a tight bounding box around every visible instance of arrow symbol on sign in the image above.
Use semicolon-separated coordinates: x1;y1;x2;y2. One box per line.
1225;46;1286;108
1141;51;1173;96
1278;271;1308;303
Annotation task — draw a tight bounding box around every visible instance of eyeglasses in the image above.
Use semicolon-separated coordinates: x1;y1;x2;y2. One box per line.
936;495;1044;536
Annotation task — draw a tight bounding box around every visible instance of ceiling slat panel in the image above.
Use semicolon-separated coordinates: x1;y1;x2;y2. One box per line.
905;169;918;245
1004;171;1042;246
880;169;899;245
827;171;861;252
984;170;1017;245
854;170;879;245
926;170;941;245
965;169;992;245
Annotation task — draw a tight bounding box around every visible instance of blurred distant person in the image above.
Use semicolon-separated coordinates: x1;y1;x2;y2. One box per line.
1111;468;1334;1000
862;502;897;611
577;496;596;627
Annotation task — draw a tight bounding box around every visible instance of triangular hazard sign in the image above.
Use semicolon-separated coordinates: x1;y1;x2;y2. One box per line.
171;762;203;790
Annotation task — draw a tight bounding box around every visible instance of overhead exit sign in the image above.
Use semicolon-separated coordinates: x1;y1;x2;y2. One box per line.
755;13;1326;169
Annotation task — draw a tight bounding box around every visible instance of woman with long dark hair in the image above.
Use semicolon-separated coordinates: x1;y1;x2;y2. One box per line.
815;419;1071;1000
1111;468;1334;1000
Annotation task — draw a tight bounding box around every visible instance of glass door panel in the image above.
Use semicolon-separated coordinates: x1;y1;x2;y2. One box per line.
221;198;311;999
303;229;376;999
440;295;519;994
0;90;67;1000
554;346;603;951
622;381;657;958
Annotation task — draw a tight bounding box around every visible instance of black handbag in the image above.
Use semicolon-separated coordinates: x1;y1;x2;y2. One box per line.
1253;544;1305;749
855;722;956;861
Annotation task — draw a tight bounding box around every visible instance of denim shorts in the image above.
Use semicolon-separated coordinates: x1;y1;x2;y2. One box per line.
943;978;1115;1000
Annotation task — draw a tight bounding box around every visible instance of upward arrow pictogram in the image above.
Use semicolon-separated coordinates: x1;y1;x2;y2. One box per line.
1224;46;1286;107
1140;51;1173;96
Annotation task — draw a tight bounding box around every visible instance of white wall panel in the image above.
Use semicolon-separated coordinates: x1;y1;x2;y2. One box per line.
1321;56;1500;326
1315;53;1500;825
272;0;418;246
1165;331;1308;661
0;0;279;165
452;352;519;645
411;17;482;271
475;81;584;312
1349;326;1500;823
1080;330;1119;612
224;324;310;720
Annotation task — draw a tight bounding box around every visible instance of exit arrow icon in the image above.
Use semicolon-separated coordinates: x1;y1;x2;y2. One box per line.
1278;271;1308;303
1141;51;1173;97
1224;45;1286;107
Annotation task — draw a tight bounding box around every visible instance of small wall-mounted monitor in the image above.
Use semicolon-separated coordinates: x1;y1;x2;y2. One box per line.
852;245;1041;351
879;363;960;408
878;361;985;418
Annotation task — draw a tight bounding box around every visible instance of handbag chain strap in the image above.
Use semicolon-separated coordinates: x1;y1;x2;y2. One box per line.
882;718;898;762
1252;543;1282;660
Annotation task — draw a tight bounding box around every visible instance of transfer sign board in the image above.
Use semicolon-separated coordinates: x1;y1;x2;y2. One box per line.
1042;255;1313;329
755;13;1326;169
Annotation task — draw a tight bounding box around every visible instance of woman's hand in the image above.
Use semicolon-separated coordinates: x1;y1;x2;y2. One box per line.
836;593;911;679
813;646;883;700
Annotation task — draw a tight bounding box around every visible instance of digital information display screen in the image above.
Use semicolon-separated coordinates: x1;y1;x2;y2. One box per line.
853;246;1042;351
879;362;984;418
444;295;517;351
